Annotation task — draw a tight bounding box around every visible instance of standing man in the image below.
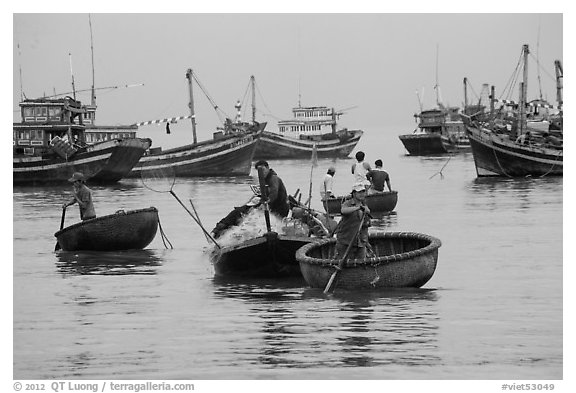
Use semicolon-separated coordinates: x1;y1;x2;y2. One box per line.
351;151;371;189
62;172;96;221
334;184;371;260
366;159;392;194
320;166;336;201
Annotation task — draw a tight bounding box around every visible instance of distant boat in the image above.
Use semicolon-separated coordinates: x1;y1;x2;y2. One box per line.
128;71;264;178
464;45;563;177
399;107;468;155
296;231;442;290
13;96;151;185
399;45;469;156
54;207;159;251
254;105;363;159
323;191;398;215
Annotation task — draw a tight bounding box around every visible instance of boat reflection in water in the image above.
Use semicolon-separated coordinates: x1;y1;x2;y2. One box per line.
55;249;164;276
211;277;440;373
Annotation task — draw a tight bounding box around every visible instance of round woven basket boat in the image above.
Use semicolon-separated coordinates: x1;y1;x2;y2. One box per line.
295;231;441;289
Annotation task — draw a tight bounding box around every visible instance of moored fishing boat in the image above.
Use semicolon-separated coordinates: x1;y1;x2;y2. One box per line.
323;191;398;215
254;105;363;159
399;107;467;155
296;231;442;290
128;71;264;178
54;207;159;251
13;97;151;185
464;45;563;177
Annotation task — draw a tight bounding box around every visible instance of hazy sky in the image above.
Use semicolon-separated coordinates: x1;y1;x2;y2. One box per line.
12;11;564;145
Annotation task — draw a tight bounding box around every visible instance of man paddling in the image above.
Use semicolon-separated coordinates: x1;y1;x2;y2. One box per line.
334;184;371;260
62;172;96;221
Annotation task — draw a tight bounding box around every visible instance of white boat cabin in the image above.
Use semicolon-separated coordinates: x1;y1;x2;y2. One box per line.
277;106;338;137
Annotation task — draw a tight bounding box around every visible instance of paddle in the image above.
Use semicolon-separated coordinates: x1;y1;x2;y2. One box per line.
54;206;66;251
257;166;272;233
323;210;365;294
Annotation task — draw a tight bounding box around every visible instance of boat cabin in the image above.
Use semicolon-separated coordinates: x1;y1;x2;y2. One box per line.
277;106;338;137
82;103;137;143
13;97;87;158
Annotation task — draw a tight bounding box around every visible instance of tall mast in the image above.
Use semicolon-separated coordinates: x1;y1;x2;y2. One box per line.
69;53;76;100
518;44;529;136
463;77;468;110
251;75;256;123
89;14;96;107
17;42;24;101
434;44;442;107
185;69;198;144
554;60;563;111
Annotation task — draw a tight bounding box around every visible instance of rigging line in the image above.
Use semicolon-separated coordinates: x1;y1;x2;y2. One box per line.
528;52;556;83
253;81;279;119
499;47;524;100
190;71;229;122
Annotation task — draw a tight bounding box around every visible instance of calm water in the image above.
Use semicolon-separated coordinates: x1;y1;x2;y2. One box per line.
12;127;563;381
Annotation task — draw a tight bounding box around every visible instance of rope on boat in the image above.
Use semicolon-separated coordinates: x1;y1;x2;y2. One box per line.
492;144;513;178
157;215;173;249
538;150;563;178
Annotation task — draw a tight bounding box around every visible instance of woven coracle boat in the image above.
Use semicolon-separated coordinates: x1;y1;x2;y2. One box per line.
295;231;441;289
323;191;398;215
55;207;159;251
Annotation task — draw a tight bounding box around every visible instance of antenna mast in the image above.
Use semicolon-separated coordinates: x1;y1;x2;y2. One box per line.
89;14;96;107
17;42;24;101
69;53;76;100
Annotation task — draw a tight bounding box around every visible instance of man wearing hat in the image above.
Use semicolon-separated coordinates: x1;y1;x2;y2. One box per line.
320;166;336;202
334;184;371;260
62;172;96;221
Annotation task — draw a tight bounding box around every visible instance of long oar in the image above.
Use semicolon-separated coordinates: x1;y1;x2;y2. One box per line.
54;206;66;251
323;211;365;293
189;199;211;243
257;166;272;233
141;165;221;249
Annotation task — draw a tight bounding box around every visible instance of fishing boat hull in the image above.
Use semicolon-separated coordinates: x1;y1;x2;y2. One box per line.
254;129;363;159
296;232;441;289
128;130;262;178
54;207;159;251
210;232;315;278
398;133;448;155
13;138;152;185
466;125;563;177
323;191;398;215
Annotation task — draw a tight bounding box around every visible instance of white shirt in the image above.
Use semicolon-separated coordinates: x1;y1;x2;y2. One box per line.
320;173;334;200
352;161;371;187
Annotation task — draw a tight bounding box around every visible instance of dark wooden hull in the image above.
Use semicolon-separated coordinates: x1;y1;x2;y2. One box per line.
13;138;151;185
323;191;398;215
210;232;315;278
296;232;441;289
466;125;563;177
398;133;448;155
54;207;159;251
254;129;363;159
128;131;261;177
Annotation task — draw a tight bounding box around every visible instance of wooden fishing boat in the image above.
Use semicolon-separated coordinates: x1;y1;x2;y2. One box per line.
13;97;151;185
54;207;159;251
465;45;563;177
127;71;265;178
254;105;363;159
210;232;315;278
323;191;398;215
399;108;467;155
296;231;442;289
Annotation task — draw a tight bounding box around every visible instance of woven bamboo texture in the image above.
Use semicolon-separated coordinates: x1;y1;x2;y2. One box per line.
55;207;159;251
296;231;441;289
